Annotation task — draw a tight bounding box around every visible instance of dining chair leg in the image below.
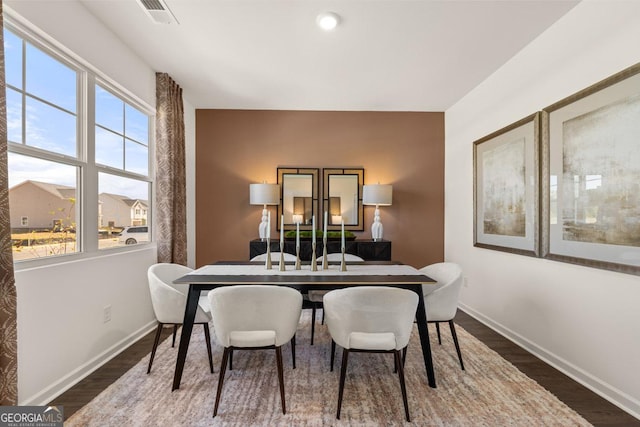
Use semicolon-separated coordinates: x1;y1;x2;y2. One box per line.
394;346;408;374
330;340;336;372
172;324;178;347
229;349;233;371
321;308;325;325
395;349;411;422
436;322;442;344
291;335;296;369
275;346;286;414
146;322;164;374
311;306;316;345
213;347;231;417
203;323;214;374
449;320;465;370
336;348;350;420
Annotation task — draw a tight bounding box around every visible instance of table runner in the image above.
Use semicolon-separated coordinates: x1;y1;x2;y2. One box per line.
190;263;424;277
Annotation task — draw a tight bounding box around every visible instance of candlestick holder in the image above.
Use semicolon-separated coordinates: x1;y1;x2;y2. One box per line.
279;248;286;271
322;239;328;270
265;239;272;269
295;246;301;270
311;242;318;271
340;247;347;272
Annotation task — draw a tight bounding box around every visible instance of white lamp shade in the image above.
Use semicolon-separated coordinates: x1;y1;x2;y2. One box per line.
363;184;392;206
249;183;280;205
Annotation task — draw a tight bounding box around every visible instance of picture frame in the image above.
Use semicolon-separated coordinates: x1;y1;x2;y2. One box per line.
541;63;640;275
322;168;364;231
277;167;319;231
473;113;540;256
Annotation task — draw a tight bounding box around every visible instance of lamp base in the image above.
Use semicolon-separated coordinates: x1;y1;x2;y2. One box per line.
371;207;383;241
258;207;269;240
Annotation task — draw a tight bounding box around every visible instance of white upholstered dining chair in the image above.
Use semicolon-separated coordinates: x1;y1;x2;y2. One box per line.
306;253;364;345
246;252;299;368
208;285;302;416
146;263;213;374
420;262;465;370
323;286;418;422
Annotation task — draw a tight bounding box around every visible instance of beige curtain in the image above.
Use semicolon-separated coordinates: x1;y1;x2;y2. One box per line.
155;73;187;265
0;3;18;405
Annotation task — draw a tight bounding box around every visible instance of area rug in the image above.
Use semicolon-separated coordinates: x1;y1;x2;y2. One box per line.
66;311;592;426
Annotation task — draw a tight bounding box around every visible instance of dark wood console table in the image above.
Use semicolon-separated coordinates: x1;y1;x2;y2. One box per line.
249;238;391;261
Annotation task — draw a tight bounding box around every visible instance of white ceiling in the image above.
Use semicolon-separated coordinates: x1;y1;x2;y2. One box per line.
79;0;579;111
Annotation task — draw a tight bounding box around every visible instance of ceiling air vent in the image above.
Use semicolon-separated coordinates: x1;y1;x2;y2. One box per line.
138;0;179;25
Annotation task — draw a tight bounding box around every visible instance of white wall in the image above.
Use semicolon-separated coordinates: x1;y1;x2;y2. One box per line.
5;2;160;405
16;248;157;405
446;1;640;419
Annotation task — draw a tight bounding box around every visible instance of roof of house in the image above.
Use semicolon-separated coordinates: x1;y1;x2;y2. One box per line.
99;192;148;208
9;180;76;200
10;181;148;208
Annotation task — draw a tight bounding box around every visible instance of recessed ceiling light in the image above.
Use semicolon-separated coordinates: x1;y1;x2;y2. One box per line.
316;12;340;31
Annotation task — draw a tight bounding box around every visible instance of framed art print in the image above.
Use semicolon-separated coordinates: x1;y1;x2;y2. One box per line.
541;63;640;275
474;113;540;256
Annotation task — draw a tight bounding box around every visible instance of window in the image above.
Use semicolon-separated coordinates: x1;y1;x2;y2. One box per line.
5;21;153;263
96;83;150;250
95;85;149;175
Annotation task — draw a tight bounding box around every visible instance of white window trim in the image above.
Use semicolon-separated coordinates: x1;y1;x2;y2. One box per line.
6;12;156;271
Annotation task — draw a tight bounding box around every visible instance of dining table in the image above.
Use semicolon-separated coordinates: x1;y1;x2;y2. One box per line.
171;260;438;390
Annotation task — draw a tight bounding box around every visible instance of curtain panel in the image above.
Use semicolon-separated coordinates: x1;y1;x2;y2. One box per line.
0;3;19;405
155;73;187;265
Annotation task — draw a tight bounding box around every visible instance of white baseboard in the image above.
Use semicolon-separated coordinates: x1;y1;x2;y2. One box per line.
20;321;157;406
459;303;640;421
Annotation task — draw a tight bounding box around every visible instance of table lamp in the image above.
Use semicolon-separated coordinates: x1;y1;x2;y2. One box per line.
249;183;280;240
363;184;392;241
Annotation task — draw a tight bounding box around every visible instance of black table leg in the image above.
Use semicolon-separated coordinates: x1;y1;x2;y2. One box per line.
172;285;200;391
414;290;437;388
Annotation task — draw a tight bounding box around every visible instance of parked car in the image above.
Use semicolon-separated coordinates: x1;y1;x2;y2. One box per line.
117;226;149;245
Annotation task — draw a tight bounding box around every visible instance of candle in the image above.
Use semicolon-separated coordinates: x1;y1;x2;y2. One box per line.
296;221;300;249
323;211;328;239
267;211;271;240
280;214;284;249
341;219;345;251
312;215;316;242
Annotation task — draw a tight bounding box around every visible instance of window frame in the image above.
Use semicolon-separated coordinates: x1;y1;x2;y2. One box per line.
5;16;155;270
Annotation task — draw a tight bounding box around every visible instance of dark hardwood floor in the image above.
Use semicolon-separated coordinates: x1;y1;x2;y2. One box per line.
454;311;640;427
49;327;173;420
50;311;640;426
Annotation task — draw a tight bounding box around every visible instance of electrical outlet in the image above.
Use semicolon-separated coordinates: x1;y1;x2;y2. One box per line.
103;305;112;323
463;277;469;288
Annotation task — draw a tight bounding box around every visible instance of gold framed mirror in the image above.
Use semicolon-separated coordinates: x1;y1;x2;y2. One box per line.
323;168;364;231
277;167;319;231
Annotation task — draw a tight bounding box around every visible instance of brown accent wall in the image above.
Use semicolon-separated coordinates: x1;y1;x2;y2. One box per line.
195;110;444;268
